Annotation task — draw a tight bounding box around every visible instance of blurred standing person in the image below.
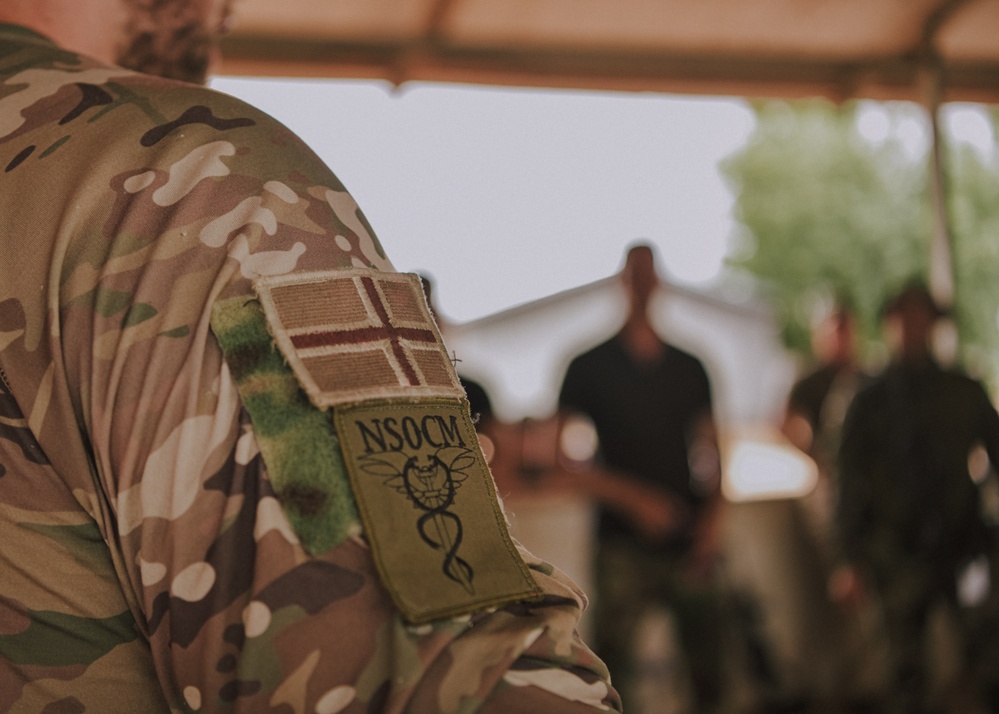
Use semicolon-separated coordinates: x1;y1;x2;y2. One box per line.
782;301;883;708
785;300;867;518
558;243;725;713
836;283;999;714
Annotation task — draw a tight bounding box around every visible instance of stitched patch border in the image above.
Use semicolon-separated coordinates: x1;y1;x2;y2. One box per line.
255;269;464;408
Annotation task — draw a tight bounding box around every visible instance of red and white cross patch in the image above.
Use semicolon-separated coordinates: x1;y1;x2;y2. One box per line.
255;269;463;407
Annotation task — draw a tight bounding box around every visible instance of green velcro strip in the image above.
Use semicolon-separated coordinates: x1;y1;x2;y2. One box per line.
210;296;360;554
334;398;542;623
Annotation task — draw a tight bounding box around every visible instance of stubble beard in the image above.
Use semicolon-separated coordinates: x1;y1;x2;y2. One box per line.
116;0;218;84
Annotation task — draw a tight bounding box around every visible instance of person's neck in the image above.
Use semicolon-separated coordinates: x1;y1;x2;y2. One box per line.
896;346;934;370
827;352;854;369
0;0;124;64
620;311;664;363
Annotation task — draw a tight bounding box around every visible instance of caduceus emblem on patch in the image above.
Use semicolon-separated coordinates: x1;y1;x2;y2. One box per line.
335;399;541;623
360;446;477;593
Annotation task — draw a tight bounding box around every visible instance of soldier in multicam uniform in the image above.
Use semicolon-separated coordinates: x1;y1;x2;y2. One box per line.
0;1;622;712
836;284;999;714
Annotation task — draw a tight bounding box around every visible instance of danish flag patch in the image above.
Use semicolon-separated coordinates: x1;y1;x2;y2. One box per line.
255;269;463;407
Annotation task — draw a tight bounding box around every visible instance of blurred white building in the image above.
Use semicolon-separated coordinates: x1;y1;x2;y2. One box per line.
445;274;796;424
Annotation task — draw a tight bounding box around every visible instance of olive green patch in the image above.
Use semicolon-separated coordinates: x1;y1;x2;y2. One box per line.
210;296;360;554
334;399;541;623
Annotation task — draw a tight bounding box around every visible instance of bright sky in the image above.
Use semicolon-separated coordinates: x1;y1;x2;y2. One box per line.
210;77;995;324
211;77;756;322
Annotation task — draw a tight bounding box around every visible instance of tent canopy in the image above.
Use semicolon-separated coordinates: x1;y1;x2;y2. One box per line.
220;0;999;104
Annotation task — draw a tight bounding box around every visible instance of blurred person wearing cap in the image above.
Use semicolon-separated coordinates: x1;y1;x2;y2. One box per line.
835;282;999;714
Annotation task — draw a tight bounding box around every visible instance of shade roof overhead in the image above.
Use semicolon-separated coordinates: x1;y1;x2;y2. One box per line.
219;0;999;103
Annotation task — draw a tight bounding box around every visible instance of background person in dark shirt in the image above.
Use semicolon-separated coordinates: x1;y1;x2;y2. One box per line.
558;243;724;713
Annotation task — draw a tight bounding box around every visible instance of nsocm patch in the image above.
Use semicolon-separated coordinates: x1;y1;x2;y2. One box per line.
334;399;541;623
255;269;464;408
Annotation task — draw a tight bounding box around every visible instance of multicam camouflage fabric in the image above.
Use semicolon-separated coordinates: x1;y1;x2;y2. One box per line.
0;23;620;713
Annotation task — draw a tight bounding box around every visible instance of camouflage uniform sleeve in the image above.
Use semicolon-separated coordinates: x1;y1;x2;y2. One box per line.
0;39;618;712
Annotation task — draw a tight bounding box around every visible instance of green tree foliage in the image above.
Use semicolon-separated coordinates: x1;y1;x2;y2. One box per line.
947;108;999;380
723;99;999;383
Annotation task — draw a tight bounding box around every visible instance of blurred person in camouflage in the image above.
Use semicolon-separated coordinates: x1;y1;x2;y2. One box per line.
836;283;999;714
781;300;885;709
0;1;621;711
558;244;724;713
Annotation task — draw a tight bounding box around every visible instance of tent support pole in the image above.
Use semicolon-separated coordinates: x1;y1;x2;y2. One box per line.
921;60;956;310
